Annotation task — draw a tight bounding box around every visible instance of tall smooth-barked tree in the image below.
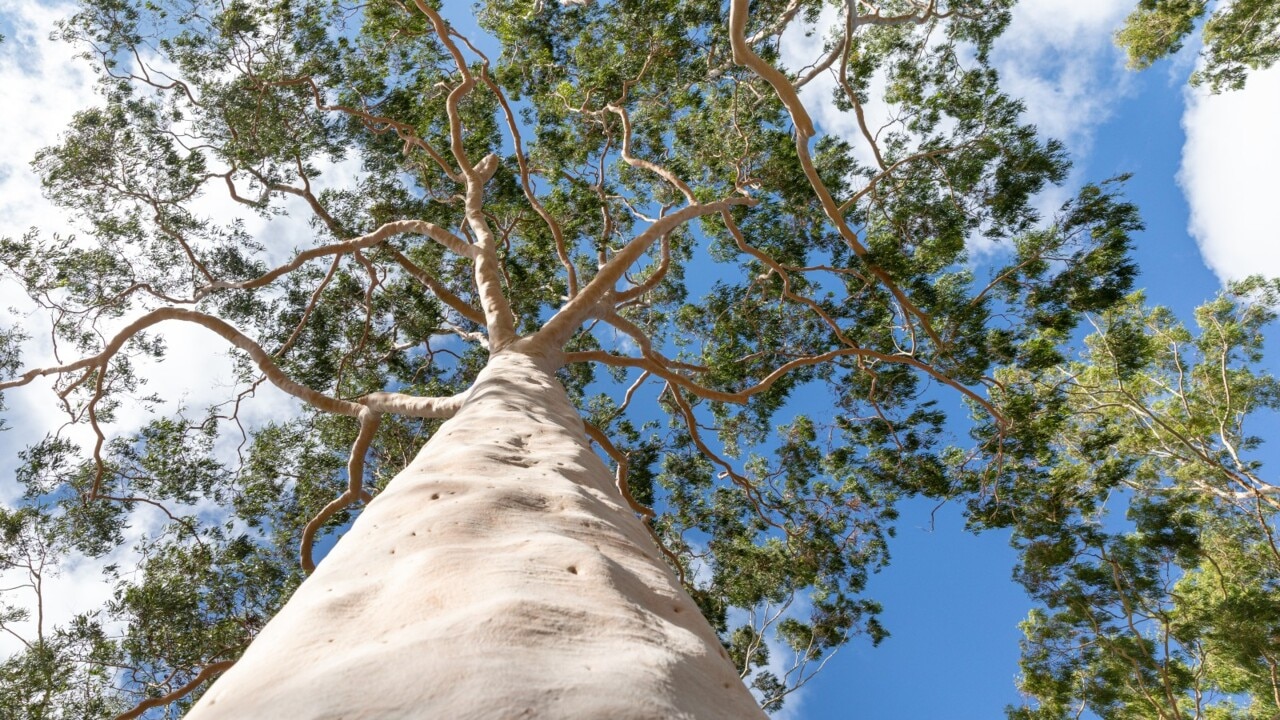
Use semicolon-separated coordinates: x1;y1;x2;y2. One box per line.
0;0;1143;716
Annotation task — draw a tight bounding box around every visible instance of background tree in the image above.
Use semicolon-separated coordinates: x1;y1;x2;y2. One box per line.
961;277;1280;719
0;0;1154;716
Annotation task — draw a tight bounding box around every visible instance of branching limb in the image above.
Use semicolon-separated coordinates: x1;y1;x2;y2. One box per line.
582;420;653;520
474;64;578;298
605;104;697;204
96;493;208;551
616;370;651;418
567;347;1002;423
197;219;475;299
385;248;485;326
275;255;343;360
399;3;520;350
728;0;944;350
271;76;459;182
102;281;195;308
3;308;375;498
85;368;109;500
662;383;784;534
793;33;846;91
442;321;492;349
720;209;862;349
581;419;687;582
537;198;757;349
462;158;521;350
746;0;805;47
112;659;235;720
596;309;655;356
5;307;470;569
2;307;363;417
728;0;816;139
613;231;671;305
834;1;889;171
285;155;348;231
334;252;381;395
412;1;480;176
300;408;381;574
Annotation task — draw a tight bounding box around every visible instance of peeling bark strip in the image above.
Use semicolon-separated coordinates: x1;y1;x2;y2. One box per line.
187;351;766;720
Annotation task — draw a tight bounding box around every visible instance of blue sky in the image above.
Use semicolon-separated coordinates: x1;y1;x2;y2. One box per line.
0;0;1278;717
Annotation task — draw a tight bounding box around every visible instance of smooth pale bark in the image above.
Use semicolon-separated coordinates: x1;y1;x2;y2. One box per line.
188;349;765;720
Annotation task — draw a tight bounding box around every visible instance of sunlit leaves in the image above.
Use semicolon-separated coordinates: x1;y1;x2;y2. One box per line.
1117;0;1280;92
959;280;1280;719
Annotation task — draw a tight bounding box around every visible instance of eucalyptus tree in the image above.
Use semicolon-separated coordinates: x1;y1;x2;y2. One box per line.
0;0;1141;717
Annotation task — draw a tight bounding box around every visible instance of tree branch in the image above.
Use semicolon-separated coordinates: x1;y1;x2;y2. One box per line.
197;219;475;299
385;247;486;326
662;383;783;534
2;308;361;417
728;0;945;350
474;64;578;299
580;419;689;582
605;104;697;204
537;198;756;350
567;346;1002;423
462;157;521;350
356;390;468;418
613;231;671;305
582;420;653;520
300;407;381;574
112;659;235;720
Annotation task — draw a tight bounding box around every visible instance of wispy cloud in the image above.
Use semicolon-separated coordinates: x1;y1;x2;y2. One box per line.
1;0;97;510
992;0;1133;157
779;0;1133;161
778;0;1135;264
0;0;87;246
0;0;216;654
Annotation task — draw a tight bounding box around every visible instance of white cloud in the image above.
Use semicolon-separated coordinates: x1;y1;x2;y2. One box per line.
778;0;1133;167
777;0;1135;263
1178;64;1280;283
993;0;1133;157
0;0;367;463
985;0;1134;257
0;0;96;502
0;0;88;244
0;0;304;483
724;596;819;720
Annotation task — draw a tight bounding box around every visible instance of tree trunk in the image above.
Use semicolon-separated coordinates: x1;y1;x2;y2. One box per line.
188;349;766;719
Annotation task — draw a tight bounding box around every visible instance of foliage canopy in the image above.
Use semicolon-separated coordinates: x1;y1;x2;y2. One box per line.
1116;0;1280;91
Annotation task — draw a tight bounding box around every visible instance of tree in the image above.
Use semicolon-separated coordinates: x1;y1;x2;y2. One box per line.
971;278;1280;719
0;0;1149;716
1115;0;1280;91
